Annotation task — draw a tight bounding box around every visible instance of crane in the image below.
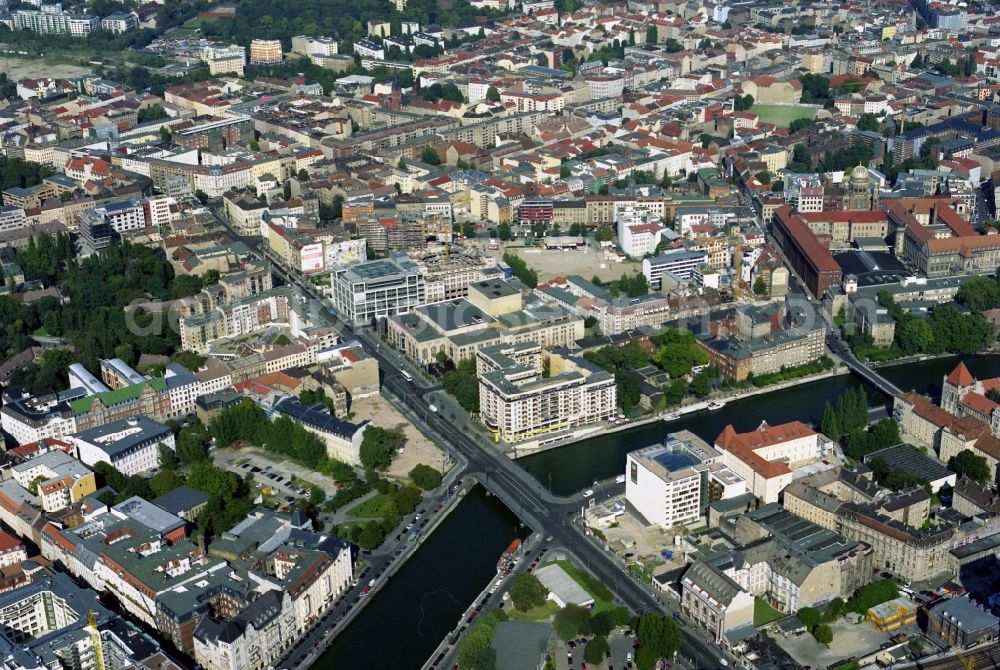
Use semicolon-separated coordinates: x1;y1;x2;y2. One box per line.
954;645;977;670
88;611;105;670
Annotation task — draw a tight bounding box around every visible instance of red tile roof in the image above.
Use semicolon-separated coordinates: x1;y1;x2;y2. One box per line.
961;391;998;418
947;361;975;386
714;420;816;478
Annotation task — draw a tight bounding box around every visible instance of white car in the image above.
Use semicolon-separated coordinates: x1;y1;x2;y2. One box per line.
583;489;594;498
615;475;626;484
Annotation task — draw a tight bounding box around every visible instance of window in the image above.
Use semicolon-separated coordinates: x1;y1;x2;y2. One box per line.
630;462;638;484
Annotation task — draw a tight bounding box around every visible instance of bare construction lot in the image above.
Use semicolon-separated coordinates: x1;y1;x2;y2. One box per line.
487;243;643;283
0;56;92;80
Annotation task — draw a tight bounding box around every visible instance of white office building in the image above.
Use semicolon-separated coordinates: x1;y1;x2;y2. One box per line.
642;249;708;289
625;432;745;529
331;254;426;325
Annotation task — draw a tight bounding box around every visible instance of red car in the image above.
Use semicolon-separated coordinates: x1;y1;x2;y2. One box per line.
360;585;371;596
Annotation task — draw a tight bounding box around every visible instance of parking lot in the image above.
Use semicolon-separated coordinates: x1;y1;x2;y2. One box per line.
213;445;337;508
554;629;639;670
776;619;918;670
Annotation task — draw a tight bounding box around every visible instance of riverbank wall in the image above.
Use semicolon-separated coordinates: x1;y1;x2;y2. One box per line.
507;365;851;458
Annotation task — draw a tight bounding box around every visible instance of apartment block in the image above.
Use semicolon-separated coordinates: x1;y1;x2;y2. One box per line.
477;344;615;443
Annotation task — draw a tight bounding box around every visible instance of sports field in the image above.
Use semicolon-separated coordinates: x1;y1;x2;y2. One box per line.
751;104;817;127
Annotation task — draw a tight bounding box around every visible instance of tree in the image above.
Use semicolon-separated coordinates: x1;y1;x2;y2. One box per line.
911;53;923;68
409;464;442;490
442;358;480;412
595;224;613;242
590;609;616;637
753;277;768;296
636;613;681;667
160;126;172;142
733;94;754;111
357;522;385;550
857;113;881;133
150;469;186;497
956;277;1000;311
896;318;934;354
420;146;441;166
847;579;899;614
171;350;206;372
689;370;710;398
462;222;476;238
359;426;406;470
497;222;511;241
393;484;422;515
138;104;169;123
813;624;833;644
755;171;771;184
584;636;611;664
486;85;501;102
554;604;592;640
28;475;46;495
509;573;549;611
645;25;657;44
158;443;179;470
663;378;688;406
952;449;992;484
798;607;821;629
501;252;538;288
296;168;309;181
823;597;846;622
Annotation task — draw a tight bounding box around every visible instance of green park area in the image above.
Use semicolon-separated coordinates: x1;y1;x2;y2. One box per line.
751;104;817;128
754;597;784;626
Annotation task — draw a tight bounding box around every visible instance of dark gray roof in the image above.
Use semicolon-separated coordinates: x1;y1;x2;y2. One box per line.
152;486;210;516
929;597;999;633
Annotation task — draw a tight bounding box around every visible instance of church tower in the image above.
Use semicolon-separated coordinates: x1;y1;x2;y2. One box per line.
942;361;975;414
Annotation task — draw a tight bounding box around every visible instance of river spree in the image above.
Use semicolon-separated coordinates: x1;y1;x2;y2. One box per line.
316;486;526;669
878;353;1000;400
519;354;1000;496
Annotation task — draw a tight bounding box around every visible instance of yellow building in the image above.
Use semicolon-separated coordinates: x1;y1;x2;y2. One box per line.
468;279;522;316
801;51;825;75
866;597;918;632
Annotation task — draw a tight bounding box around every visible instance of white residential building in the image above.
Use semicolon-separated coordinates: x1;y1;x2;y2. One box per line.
616;206;666;258
71;417;176;476
0;390;78;445
477;344;616;443
714;420;820;504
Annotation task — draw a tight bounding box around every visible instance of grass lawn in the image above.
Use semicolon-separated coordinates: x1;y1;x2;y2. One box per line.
551;560;616;613
336;520;369;535
32;326;48;337
346;494;391;518
508;600;560;621
754;597;785;626
751;104;816;128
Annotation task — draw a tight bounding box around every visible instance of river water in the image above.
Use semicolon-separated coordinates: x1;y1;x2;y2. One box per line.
327;354;1000;667
313;486;527;669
